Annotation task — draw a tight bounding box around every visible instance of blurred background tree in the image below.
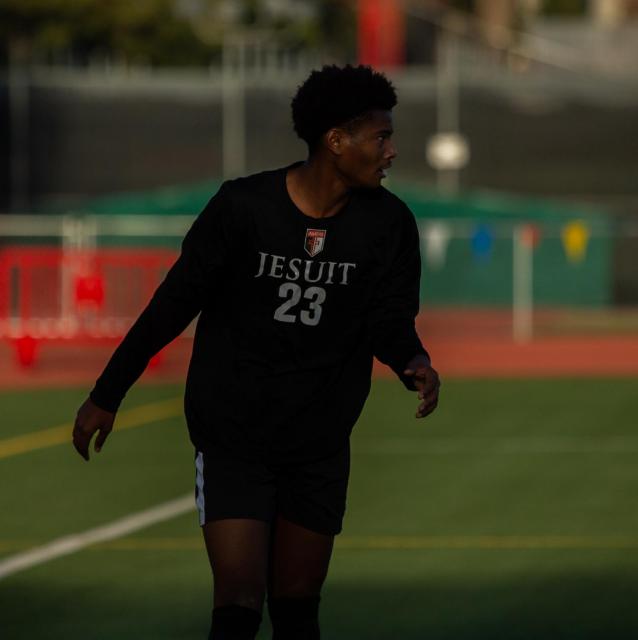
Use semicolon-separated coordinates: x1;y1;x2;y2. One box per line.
0;0;356;67
542;0;588;16
0;0;219;65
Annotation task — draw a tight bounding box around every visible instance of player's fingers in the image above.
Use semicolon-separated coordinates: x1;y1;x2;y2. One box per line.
418;375;440;398
72;418;94;461
416;385;440;417
72;430;91;461
416;397;438;418
419;376;440;400
94;425;112;453
423;381;440;402
417;405;437;418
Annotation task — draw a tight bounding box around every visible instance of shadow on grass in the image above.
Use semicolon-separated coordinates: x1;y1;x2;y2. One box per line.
2;573;637;639
0;578;209;640
324;573;638;640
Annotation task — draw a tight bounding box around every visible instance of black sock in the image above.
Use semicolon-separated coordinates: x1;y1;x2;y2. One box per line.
268;595;321;640
209;604;262;640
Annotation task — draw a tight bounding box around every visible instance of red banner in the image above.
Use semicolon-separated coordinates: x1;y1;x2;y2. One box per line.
357;0;406;68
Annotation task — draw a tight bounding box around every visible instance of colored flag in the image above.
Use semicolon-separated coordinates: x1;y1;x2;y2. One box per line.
561;221;590;263
472;224;493;262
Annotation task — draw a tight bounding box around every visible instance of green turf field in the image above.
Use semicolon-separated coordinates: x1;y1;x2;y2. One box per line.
1;378;637;639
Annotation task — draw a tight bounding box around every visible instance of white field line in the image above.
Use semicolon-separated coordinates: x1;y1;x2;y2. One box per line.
0;494;193;581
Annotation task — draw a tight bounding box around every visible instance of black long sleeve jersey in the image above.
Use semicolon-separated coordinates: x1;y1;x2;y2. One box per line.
90;161;429;463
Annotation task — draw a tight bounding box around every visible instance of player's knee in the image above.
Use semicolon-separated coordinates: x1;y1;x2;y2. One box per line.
214;586;265;611
209;603;262;640
272;575;325;598
267;595;321;640
213;572;266;609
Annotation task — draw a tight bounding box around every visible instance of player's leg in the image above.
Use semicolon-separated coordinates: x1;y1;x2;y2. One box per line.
203;518;270;639
266;443;350;639
195;449;278;639
204;518;271;608
267;515;334;640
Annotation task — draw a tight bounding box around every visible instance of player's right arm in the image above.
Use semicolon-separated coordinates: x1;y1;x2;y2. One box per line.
72;183;231;459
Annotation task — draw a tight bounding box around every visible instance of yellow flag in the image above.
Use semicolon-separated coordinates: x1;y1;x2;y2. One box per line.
561;221;590;263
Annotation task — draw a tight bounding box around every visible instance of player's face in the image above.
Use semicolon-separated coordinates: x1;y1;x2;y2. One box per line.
337;110;397;189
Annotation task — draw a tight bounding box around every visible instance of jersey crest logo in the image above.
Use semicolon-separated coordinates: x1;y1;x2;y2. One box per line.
304;229;326;257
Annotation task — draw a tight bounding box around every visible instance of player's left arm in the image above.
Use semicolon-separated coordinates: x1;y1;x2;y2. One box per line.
368;204;440;419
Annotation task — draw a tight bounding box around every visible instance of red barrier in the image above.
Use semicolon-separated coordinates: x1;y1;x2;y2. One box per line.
0;246;178;367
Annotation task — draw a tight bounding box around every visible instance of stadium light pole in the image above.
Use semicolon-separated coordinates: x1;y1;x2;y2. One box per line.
426;20;469;195
436;25;458;193
222;35;246;179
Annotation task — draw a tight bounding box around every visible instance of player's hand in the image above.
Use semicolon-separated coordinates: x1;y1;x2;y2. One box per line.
72;397;116;461
404;355;440;419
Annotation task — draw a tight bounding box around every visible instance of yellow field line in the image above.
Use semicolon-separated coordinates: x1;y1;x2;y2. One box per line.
80;535;638;551
4;535;637;553
335;535;638;550
0;397;183;460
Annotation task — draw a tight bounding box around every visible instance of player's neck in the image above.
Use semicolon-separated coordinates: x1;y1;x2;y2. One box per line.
286;158;350;219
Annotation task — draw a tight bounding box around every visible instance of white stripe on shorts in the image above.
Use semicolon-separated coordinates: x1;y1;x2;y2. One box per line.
195;451;206;526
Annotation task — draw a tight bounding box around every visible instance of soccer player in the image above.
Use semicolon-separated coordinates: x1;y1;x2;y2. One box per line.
73;64;440;640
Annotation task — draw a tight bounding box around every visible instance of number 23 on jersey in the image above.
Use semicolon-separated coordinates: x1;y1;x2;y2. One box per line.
274;283;326;326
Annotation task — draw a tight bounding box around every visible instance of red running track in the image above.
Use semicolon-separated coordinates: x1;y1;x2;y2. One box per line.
1;308;637;389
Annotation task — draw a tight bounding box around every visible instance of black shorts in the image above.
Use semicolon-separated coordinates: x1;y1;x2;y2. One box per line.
194;442;350;536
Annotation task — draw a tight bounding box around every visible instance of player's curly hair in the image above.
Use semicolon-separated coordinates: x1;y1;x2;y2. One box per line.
291;64;397;152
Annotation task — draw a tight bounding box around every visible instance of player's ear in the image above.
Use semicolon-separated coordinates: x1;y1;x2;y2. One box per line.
325;127;347;156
